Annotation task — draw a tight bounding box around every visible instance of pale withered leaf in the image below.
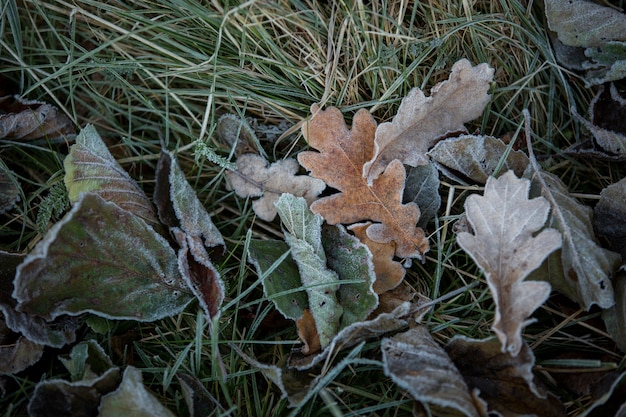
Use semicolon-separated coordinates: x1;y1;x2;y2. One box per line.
457;171;562;356
363;59;494;183
226;153;325;221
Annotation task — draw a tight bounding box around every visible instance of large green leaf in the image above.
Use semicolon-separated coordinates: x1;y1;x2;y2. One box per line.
64;124;159;227
248;239;308;321
321;224;378;328
13;193;192;321
275;193;342;349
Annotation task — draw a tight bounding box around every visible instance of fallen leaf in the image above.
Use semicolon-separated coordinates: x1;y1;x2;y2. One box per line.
348;222;405;294
362;59;494;183
59;340;114;382
296;308;321;355
154;150;225;254
529;171;620;310
545;0;626;85
545;0;626;48
594;176;626;260
275;193;342;351
216;113;259;156
573;84;626;156
226;153;325;221
64;124;160;227
446;336;566;417
28;368;121;417
247;239;308;321
382;325;482;417
428;135;529;184
457;171;562;355
321;224;378;328
0;157;20;214
154;151;225;320
403;162;441;229
98;366;176;417
0;323;43;375
298;104;428;259
13;193;192;322
0;95;74;140
177;373;215;417
581;371;626;417
1;251;78;348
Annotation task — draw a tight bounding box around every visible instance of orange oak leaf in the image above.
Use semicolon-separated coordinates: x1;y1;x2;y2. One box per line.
298;105;428;259
348;222;405;294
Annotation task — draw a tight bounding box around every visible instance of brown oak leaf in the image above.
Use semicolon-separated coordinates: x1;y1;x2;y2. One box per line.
348;222;405;294
298;105;428;259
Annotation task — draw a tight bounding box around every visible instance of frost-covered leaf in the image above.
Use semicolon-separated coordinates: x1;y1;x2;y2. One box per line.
226;153;325;221
595;176;626;260
545;0;626;48
299;105;428;259
362;59;494;182
580;371;626;417
321;224;378;328
403;162;441;229
154;151;225;320
457;171;562;355
529;171;620;309
275;194;342;351
446;336;566;417
382;325;481;417
0;95;75;140
64;124;159;227
248;239;308;321
573;84;626;156
155;150;224;253
177;373;215;417
27;367;121;417
348;222;405;294
216;113;258;156
0;157;20;214
59;340;114;382
99;366;176;417
1;251;78;348
428;135;529;184
13;193;192;322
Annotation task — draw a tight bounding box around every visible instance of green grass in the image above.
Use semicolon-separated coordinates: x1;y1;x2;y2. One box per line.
1;0;623;416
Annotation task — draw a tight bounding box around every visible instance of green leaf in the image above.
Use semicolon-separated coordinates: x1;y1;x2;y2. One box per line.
275;193;342;349
248;239;308;321
14;193;192;321
321;224;378;328
64;124;159;227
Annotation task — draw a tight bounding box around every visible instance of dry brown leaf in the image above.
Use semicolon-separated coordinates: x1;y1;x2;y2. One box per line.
226;153;325;221
0;95;74;140
296;309;321;355
298;105;428;259
457;171;562;356
362;59;494;183
348;222;405;294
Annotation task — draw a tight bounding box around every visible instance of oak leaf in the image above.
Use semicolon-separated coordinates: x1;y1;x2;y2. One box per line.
226;153;325;221
298;105;428;259
362;59;494;183
456;171;562;355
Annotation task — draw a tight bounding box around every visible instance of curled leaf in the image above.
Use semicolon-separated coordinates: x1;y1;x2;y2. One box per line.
0;95;74;140
457;171;562;355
